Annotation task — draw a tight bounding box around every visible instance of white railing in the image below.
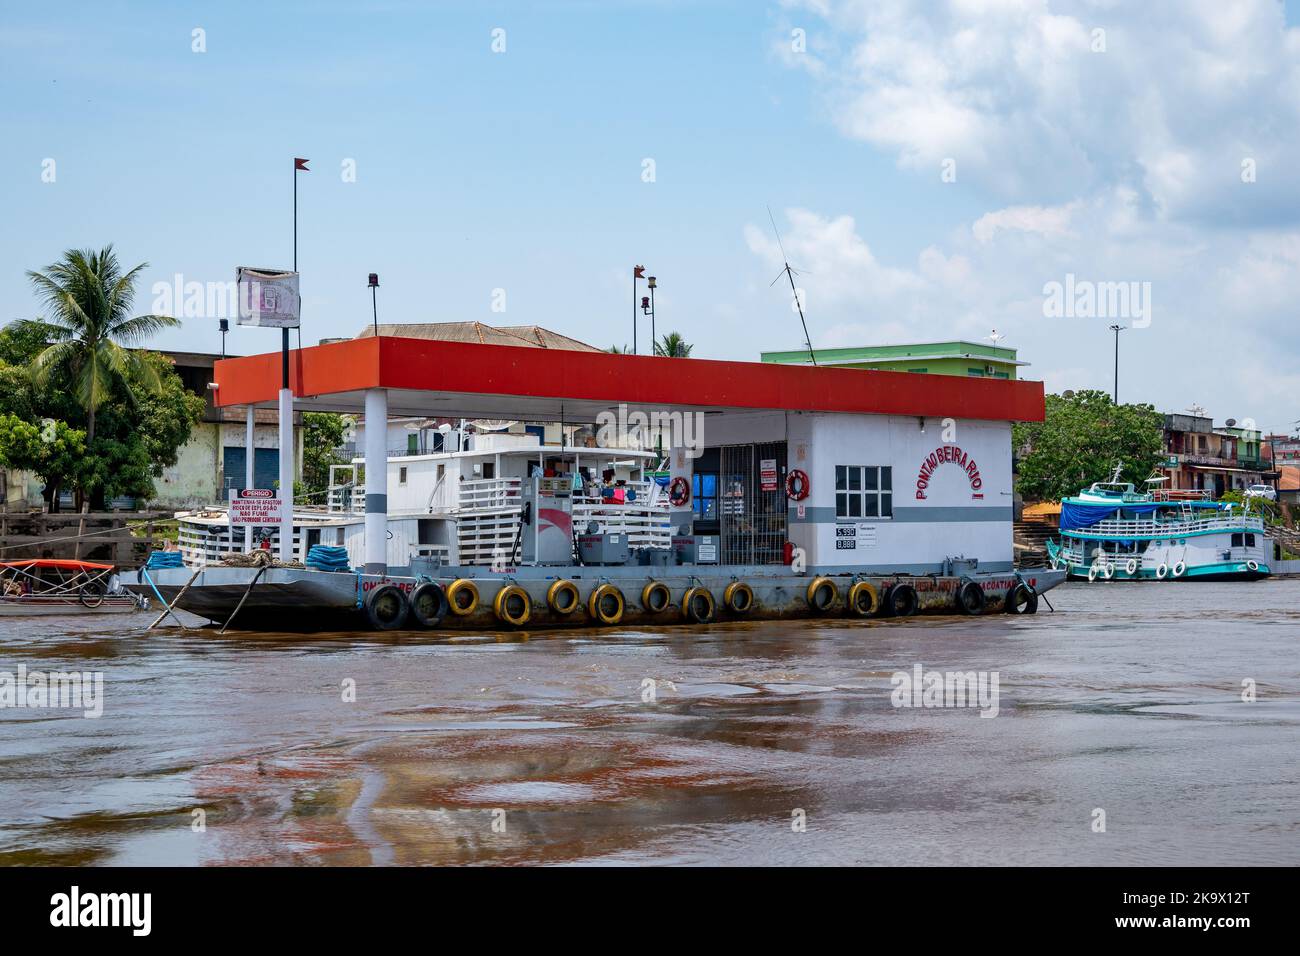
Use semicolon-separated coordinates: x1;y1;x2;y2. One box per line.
411;544;451;564
453;478;671;566
1069;514;1264;539
328;484;364;514
327;464;363;514
1054;542;1142;570
457;477;523;512
177;521;315;568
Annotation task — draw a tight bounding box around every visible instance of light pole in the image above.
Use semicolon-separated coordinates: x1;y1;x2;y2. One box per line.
368;273;380;336
647;275;657;353
1108;324;1125;403
632;265;645;354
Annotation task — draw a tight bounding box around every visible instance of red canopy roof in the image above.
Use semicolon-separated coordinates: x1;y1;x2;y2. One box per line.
213;335;1045;423
0;559;114;570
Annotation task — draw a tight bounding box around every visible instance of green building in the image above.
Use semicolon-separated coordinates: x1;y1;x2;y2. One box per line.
760;340;1026;379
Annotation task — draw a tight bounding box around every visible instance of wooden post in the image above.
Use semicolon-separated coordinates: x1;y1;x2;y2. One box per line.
147;566;202;630
73;501;89;560
218;566;266;635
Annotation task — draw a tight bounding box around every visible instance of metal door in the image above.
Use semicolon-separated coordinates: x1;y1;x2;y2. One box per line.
719;441;787;565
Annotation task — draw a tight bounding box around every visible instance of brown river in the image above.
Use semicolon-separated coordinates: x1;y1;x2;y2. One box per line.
1;580;1296;866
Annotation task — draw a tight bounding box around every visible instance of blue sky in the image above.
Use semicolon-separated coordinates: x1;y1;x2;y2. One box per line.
4;1;1300;432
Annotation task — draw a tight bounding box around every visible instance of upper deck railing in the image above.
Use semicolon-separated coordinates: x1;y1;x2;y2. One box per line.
1066;512;1264;539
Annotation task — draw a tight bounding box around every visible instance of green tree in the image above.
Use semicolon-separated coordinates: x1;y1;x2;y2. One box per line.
301;412;353;498
1008;392;1164;504
83;352;205;503
0;318;202;509
26;246;180;468
1012;389;1164;502
0;413;87;507
653;332;692;357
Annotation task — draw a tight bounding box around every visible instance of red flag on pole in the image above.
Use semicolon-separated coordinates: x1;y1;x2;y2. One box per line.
294;158;310;171
633;265;645;278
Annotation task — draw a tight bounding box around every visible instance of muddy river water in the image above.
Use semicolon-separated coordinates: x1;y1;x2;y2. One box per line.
1;580;1296;866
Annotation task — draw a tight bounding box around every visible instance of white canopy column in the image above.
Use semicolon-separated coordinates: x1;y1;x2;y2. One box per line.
278;388;294;563
364;388;389;575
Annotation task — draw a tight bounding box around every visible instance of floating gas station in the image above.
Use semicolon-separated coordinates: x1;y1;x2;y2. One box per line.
135;333;1062;630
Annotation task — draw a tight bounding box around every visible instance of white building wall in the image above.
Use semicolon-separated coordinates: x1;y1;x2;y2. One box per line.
669;410;1013;573
798;414;1012;571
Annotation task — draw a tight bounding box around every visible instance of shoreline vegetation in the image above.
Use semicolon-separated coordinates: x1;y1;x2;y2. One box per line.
0;246;198;514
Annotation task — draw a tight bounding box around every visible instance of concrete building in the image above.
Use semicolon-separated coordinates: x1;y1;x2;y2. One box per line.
1263;433;1300;467
1158;413;1269;497
150;351;303;509
1279;465;1300;506
761;340;1027;379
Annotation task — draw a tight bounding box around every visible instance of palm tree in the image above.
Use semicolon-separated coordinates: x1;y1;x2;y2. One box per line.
607;343;630;354
26;246;179;452
654;332;692;358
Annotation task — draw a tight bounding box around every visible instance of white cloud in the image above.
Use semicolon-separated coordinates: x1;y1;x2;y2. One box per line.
760;1;1300;428
972;202;1080;243
743;208;924;307
788;0;1300;221
745;193;1300;428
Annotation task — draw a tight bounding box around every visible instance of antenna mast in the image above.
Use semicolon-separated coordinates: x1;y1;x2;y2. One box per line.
767;206;816;366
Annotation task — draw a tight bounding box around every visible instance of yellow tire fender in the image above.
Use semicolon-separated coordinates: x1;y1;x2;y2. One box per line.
446;578;480;616
493;584;531;626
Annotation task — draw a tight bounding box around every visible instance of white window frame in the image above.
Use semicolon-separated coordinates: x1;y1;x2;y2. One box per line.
835;465;893;520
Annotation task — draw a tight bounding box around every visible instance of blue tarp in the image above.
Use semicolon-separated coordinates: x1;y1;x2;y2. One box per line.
1059;501;1162;531
306;545;351;572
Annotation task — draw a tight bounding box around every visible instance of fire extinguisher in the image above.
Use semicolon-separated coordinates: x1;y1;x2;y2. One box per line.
782;541;795;565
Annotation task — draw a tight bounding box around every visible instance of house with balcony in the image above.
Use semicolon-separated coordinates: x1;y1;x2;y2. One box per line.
1159;413;1269;497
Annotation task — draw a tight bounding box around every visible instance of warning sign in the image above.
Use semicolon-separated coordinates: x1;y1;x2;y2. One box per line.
760;458;779;492
228;489;287;526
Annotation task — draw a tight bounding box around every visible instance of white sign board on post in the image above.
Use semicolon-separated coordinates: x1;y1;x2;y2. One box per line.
236;267;301;328
228;489;287;526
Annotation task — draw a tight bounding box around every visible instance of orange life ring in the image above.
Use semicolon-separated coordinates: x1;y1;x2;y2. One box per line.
668;475;691;507
786;469;810;501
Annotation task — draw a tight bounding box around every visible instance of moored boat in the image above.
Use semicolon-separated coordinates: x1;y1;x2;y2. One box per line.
0;559;148;616
1046;475;1271;581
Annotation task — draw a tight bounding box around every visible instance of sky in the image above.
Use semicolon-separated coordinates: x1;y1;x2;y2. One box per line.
3;0;1300;433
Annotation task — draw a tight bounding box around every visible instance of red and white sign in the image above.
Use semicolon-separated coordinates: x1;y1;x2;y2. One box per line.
760;458;779;492
915;444;984;500
228;489;287;526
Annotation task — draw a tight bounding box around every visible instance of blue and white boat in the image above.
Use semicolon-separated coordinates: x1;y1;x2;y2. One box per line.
1046;473;1270;581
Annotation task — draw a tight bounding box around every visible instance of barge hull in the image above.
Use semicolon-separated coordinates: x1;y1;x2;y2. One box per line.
132;564;1066;632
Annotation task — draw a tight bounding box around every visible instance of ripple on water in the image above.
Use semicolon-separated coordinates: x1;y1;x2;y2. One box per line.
454;781;606;804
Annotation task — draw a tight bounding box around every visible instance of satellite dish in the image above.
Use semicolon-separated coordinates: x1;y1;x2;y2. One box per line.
471;419;516;432
1062;389;1075;399
1226;418;1237;427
